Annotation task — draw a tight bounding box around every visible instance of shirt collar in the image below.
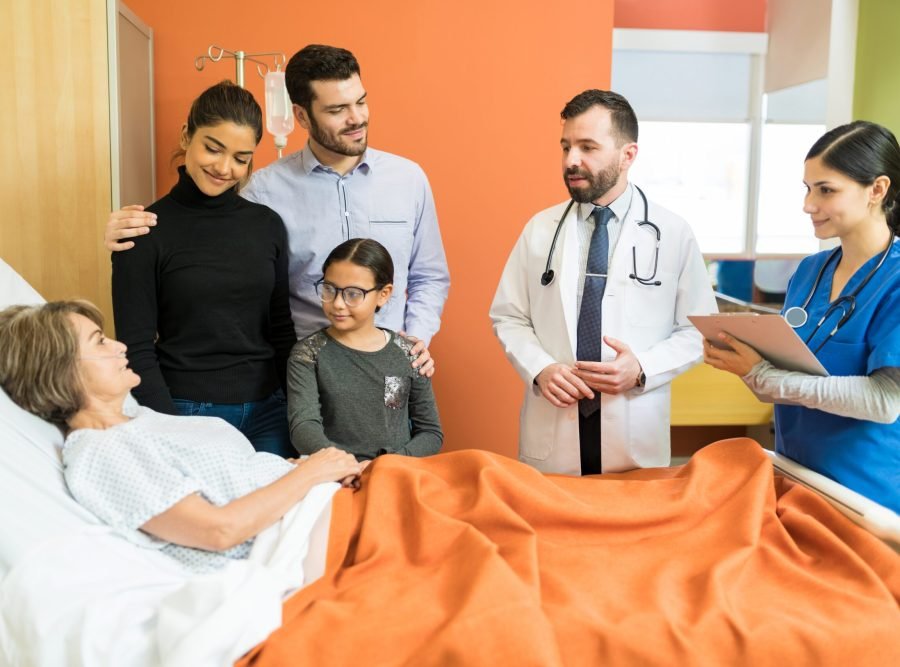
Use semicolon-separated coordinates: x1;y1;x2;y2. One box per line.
577;182;634;224
299;142;372;176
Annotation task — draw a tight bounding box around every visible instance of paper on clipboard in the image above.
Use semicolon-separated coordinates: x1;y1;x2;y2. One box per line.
689;313;829;403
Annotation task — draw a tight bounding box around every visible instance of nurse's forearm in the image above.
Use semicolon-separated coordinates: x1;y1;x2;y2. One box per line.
743;362;900;423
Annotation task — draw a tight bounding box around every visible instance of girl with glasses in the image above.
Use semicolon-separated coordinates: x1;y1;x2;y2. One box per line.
287;239;443;460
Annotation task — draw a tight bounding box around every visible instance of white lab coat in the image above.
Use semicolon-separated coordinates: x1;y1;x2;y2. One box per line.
490;189;717;475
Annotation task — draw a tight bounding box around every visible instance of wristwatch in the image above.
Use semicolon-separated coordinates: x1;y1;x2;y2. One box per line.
636;370;646;388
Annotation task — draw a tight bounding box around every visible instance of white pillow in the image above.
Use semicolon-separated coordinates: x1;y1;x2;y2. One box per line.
0;258;43;308
0;388;102;578
0;259;101;578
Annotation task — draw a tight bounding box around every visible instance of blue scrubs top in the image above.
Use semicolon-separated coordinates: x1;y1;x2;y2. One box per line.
776;240;900;513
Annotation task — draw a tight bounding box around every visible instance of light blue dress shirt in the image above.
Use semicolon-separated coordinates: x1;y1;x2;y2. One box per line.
242;144;450;343
575;184;632;314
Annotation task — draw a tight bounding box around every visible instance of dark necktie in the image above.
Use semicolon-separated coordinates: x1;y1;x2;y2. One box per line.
577;206;613;417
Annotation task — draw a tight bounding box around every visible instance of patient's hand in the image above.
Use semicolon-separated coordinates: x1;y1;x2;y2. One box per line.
105;205;157;251
299;447;363;486
340;460;371;490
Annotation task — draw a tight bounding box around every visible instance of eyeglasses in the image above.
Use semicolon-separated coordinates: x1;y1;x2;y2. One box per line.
315;280;380;307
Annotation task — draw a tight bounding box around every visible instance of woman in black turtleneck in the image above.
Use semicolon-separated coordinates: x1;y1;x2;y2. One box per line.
111;81;296;457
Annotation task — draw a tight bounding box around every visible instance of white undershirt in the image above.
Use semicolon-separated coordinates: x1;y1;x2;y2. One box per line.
743;362;900;424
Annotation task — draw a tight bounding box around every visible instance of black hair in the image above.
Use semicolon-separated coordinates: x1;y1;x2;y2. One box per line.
184;80;263;144
172;80;263;183
285;44;361;112
561;89;639;144
322;239;394;311
806;121;900;236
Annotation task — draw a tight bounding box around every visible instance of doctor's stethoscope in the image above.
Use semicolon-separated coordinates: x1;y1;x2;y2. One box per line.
783;236;894;354
540;185;661;287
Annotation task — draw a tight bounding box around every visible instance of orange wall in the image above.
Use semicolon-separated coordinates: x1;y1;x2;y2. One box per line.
124;0;613;459
614;0;766;31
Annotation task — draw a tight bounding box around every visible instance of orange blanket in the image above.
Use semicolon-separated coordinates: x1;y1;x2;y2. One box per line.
238;439;900;666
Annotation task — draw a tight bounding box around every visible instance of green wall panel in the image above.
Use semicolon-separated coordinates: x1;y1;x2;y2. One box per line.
854;0;900;132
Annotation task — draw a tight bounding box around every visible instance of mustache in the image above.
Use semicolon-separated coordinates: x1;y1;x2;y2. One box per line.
565;167;590;178
341;122;368;135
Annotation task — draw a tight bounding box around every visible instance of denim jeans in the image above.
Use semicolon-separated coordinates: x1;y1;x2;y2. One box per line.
172;389;294;458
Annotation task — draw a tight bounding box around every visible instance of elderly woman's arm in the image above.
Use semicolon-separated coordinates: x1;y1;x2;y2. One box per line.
141;447;361;552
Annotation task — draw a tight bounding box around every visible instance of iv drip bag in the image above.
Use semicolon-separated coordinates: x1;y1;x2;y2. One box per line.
265;70;294;149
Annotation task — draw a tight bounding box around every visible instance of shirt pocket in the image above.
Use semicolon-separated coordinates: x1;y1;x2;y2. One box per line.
384;376;412;409
623;270;678;328
368;218;413;279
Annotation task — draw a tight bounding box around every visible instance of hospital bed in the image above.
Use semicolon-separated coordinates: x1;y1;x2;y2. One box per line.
1;259;898;666
0;260;337;666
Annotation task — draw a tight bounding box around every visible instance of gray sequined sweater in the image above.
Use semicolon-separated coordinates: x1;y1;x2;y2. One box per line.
286;329;443;460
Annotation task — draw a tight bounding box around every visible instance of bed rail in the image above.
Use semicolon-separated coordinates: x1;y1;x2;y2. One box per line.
765;450;900;547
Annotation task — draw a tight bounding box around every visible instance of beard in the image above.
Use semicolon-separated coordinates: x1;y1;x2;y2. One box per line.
564;161;621;203
308;112;368;157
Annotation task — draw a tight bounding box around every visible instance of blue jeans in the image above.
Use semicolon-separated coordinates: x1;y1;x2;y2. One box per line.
172;389;294;458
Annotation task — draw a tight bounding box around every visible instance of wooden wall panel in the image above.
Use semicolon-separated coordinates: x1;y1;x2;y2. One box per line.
0;0;112;320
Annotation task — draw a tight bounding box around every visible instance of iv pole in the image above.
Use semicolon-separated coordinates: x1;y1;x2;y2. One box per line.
194;45;285;88
195;46;295;158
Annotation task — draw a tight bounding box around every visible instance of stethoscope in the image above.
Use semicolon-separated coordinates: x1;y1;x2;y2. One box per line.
540;185;662;287
784;236;894;354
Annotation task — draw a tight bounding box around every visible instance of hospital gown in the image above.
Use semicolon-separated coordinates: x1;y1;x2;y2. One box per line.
63;406;293;573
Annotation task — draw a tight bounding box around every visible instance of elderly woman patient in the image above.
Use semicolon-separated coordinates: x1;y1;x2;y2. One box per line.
0;300;363;573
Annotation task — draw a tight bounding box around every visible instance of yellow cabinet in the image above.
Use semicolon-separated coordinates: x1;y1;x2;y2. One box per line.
671;364;774;426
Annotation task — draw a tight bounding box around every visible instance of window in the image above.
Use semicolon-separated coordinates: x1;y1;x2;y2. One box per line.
756;123;825;254
629;122;750;254
612;30;826;258
757;79;827;255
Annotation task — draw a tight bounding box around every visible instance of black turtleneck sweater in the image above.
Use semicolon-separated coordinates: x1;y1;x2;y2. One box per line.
111;167;296;413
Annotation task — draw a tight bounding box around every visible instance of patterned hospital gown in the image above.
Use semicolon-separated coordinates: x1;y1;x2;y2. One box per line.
63;406;293;573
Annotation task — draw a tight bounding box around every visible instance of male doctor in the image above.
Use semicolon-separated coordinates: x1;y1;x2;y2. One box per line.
490;89;716;475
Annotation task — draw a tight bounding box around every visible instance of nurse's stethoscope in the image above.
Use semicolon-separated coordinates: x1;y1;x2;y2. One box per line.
784;236;894;353
540;185;661;287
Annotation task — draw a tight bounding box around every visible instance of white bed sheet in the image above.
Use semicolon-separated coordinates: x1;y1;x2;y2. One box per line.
0;484;336;667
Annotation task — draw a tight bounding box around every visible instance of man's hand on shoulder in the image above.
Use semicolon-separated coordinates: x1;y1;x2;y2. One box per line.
400;332;435;378
105;205;157;251
535;363;593;407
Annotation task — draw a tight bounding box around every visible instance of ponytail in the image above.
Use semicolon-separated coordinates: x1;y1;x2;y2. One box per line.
885;194;900;237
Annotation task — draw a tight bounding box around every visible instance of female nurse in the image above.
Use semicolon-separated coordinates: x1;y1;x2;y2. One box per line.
704;121;900;513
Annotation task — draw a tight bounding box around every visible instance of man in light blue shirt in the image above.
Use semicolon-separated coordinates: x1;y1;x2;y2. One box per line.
105;44;449;349
243;44;449;343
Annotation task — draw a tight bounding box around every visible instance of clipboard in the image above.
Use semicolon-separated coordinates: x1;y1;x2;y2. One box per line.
688;313;829;377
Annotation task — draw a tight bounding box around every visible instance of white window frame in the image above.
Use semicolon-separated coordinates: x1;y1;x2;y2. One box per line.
614;14;859;259
613;28;769;259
